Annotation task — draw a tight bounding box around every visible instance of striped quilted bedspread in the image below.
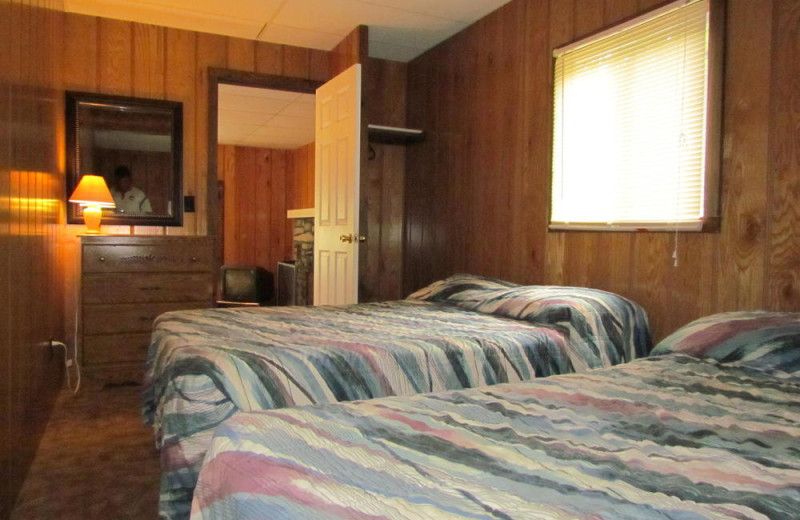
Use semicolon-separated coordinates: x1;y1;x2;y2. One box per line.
191;354;800;520
142;275;650;519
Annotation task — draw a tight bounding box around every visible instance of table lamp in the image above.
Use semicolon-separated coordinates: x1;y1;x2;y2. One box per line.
69;175;116;234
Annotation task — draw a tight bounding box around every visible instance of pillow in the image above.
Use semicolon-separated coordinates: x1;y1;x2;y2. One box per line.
406;274;519;302
651;311;800;374
459;285;652;366
410;276;652;367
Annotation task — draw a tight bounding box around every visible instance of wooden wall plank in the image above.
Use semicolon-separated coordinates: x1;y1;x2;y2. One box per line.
330;25;368;76
133;23;166;98
235;146;257;265
309;49;331;82
271;150;289;268
165;27;197;237
194;32;227;237
716;0;773;311
226;37;256;72
97;18;133;96
62;14;97;91
767;0;800;310
255;42;284;75
283;46;310;79
253;149;272;270
0;1;65;514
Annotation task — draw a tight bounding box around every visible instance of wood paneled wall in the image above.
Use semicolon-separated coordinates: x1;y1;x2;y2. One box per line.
0;1;66;515
406;0;800;341
287;142;315;210
360;58;409;301
60;11;332;238
218;143;315;289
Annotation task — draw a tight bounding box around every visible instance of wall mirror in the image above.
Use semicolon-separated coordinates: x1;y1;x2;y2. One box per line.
66;91;183;226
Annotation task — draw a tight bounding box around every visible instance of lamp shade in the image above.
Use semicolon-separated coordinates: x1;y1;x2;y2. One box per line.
69;175;115;207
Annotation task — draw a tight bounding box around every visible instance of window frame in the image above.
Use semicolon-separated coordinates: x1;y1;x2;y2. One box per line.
548;0;725;233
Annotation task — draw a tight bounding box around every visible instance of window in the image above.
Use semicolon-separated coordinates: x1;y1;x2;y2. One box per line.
550;0;722;231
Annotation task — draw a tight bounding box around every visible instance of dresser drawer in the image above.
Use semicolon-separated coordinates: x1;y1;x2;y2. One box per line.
82;241;212;273
83;273;213;304
83;333;152;365
83;301;208;335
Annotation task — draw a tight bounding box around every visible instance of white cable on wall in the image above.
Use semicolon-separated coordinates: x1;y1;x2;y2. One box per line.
51;340;81;394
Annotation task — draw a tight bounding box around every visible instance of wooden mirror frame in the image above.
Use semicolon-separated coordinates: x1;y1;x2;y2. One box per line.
66;91;184;227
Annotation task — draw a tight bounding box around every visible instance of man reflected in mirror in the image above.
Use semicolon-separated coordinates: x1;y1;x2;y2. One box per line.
111;165;152;214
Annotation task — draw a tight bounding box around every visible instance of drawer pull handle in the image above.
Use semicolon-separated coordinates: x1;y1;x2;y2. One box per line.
191;256;198;262
99;256;106;262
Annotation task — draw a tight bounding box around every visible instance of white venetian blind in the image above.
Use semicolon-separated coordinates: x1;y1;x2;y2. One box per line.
551;0;710;230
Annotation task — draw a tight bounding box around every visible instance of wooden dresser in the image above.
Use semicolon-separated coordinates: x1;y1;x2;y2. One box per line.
81;235;214;386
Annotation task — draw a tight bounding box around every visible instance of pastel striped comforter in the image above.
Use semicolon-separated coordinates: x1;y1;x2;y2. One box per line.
192;354;800;520
142;275;650;519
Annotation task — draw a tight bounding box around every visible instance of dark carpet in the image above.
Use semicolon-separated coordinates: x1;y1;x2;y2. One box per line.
11;383;160;519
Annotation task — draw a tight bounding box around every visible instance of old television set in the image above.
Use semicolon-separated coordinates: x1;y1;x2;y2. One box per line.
218;265;273;306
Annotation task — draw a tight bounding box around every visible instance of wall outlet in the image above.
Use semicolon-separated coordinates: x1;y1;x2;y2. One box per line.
66;359;73;368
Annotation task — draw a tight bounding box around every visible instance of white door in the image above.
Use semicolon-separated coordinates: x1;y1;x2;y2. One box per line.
314;64;362;305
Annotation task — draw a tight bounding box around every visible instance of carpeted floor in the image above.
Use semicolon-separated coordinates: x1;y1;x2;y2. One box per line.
11;383;160;520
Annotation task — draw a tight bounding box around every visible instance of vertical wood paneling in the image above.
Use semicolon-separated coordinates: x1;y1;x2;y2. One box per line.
330;25;368;76
62;14;97;91
0;1;65;514
362;58;408;301
253;149;273;269
132;23;167;236
767;0;800;310
406;0;800;341
165;27;197;237
194;32;227;237
226;37;256;72
97;18;133;96
235;147;257;264
283;46;310;78
133;23;166;98
255;42;284;75
716;0;772;311
219;145;310;292
271;151;289;267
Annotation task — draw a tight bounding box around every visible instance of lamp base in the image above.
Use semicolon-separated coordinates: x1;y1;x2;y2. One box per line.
82;205;103;234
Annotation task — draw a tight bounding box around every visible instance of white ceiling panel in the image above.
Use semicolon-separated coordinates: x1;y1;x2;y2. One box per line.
366;40;425;62
218;108;273;126
369;22;467;53
219;95;291;114
278;101;315;119
257;23;345;51
219;86;316;150
273;0;458;38
64;0;264;39
357;0;512;23
266;115;315;130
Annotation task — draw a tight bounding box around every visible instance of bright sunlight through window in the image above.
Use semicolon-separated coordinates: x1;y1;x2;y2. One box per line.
551;0;720;231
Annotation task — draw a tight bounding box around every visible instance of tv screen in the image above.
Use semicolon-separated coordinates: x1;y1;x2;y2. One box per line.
220;266;272;303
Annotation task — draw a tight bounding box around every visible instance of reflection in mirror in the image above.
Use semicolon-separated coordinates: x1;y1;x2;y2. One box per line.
66;91;183;227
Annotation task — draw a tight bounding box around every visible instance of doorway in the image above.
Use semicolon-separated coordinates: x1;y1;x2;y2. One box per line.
207;69;322;303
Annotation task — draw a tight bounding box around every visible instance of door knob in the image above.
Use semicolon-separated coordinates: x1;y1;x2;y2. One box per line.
340;234;367;243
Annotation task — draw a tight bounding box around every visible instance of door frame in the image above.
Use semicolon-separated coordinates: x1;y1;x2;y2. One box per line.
206;68;324;292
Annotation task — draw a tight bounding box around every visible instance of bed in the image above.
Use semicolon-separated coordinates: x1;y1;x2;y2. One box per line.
143;275;651;519
190;311;800;520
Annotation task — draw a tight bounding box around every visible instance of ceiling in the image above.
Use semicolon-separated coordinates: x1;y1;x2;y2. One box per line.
63;0;512;63
217;85;315;149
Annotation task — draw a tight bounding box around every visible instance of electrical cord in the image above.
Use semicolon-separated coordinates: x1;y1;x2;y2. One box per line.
51;340;81;394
